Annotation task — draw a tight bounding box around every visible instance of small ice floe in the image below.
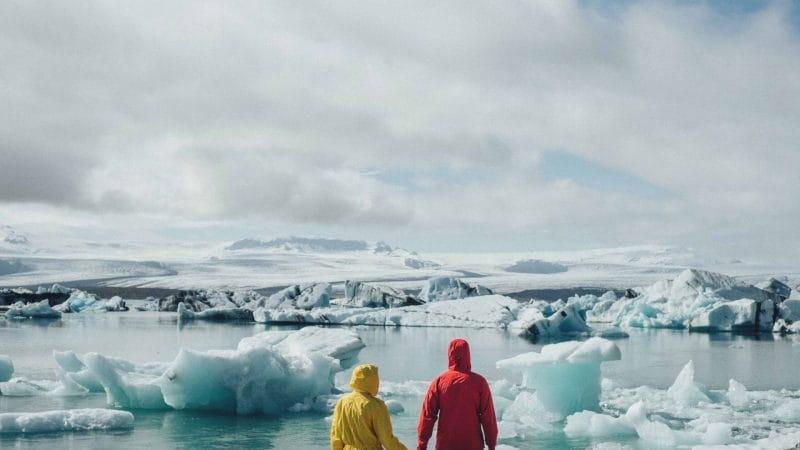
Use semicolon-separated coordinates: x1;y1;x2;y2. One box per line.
0;409;134;433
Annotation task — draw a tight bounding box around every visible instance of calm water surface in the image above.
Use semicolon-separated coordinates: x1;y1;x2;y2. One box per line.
1;312;798;449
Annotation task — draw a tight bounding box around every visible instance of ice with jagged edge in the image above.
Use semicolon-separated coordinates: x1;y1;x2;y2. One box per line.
53;327;365;415
56;290;128;313
560;359;800;448
418;276;492;302
340;280;423;308
551;268;800;333
4;300;61;319
257;295;521;328
0;409;134;434
496;337;622;421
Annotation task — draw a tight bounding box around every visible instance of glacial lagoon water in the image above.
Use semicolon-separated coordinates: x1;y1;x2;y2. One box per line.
1;312;799;449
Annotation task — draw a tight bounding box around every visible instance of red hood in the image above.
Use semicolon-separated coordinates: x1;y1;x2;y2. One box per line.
447;338;471;372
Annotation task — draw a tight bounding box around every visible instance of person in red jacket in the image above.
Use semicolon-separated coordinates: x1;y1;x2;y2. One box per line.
417;338;497;450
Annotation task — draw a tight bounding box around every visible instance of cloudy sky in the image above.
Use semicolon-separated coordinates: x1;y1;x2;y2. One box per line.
1;0;799;259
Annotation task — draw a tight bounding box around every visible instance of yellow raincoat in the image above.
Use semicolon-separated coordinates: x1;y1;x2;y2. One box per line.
330;364;408;450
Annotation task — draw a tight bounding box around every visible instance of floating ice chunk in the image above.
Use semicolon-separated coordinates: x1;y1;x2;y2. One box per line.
82;327;364;415
256;295;521;328
667;361;711;406
593;327;629;339
497;338;621;417
564;410;637;438
52;369;90;396
263;283;332;310
53;351;104;392
0;378;61;396
176;303;254;322
689;299;774;332
84;354;169;409
240;326;366;362
342;295;519;328
625;401;732;447
385;399;404;414
0;409;133;433
343;280;423;308
158;327;363;414
418;277;492;302
727;379;749;408
56;290;105;313
0;355;12;382
5;300;61;319
500;390;562;435
515;305;593;339
104;296;128;311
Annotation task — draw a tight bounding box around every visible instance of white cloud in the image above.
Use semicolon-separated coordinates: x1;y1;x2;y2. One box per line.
1;0;799;258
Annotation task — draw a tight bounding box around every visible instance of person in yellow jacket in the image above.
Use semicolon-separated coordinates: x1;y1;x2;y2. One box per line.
331;364;408;450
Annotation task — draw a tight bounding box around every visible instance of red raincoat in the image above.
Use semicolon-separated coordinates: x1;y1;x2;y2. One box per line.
417;339;497;450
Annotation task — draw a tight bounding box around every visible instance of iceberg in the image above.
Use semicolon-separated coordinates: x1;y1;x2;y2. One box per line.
689;299;774;332
579;269;781;332
497;338;621;417
342;280;423;308
176;303;254;322
0;409;134;433
418;277;492;302
666;360;711;406
513;305;592;339
255;295;522;328
262;283;332;310
4;300;61;319
80;327;364;414
0;355;13;382
55;290;128;313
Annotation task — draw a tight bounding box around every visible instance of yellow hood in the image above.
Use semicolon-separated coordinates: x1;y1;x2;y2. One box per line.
349;364;379;396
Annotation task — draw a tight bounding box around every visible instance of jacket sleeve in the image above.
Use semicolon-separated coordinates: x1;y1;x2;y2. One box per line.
330;398;345;450
373;401;408;450
478;378;498;450
416;378;440;450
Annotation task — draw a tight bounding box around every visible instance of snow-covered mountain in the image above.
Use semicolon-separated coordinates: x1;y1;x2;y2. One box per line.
0;228;797;295
225;236;416;256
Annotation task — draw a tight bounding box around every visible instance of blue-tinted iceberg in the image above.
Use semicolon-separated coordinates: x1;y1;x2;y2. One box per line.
0;409;134;433
0;355;13;382
76;327;364;415
418;277;492;302
567;269;786;332
5;300;61;319
497;338;621;418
